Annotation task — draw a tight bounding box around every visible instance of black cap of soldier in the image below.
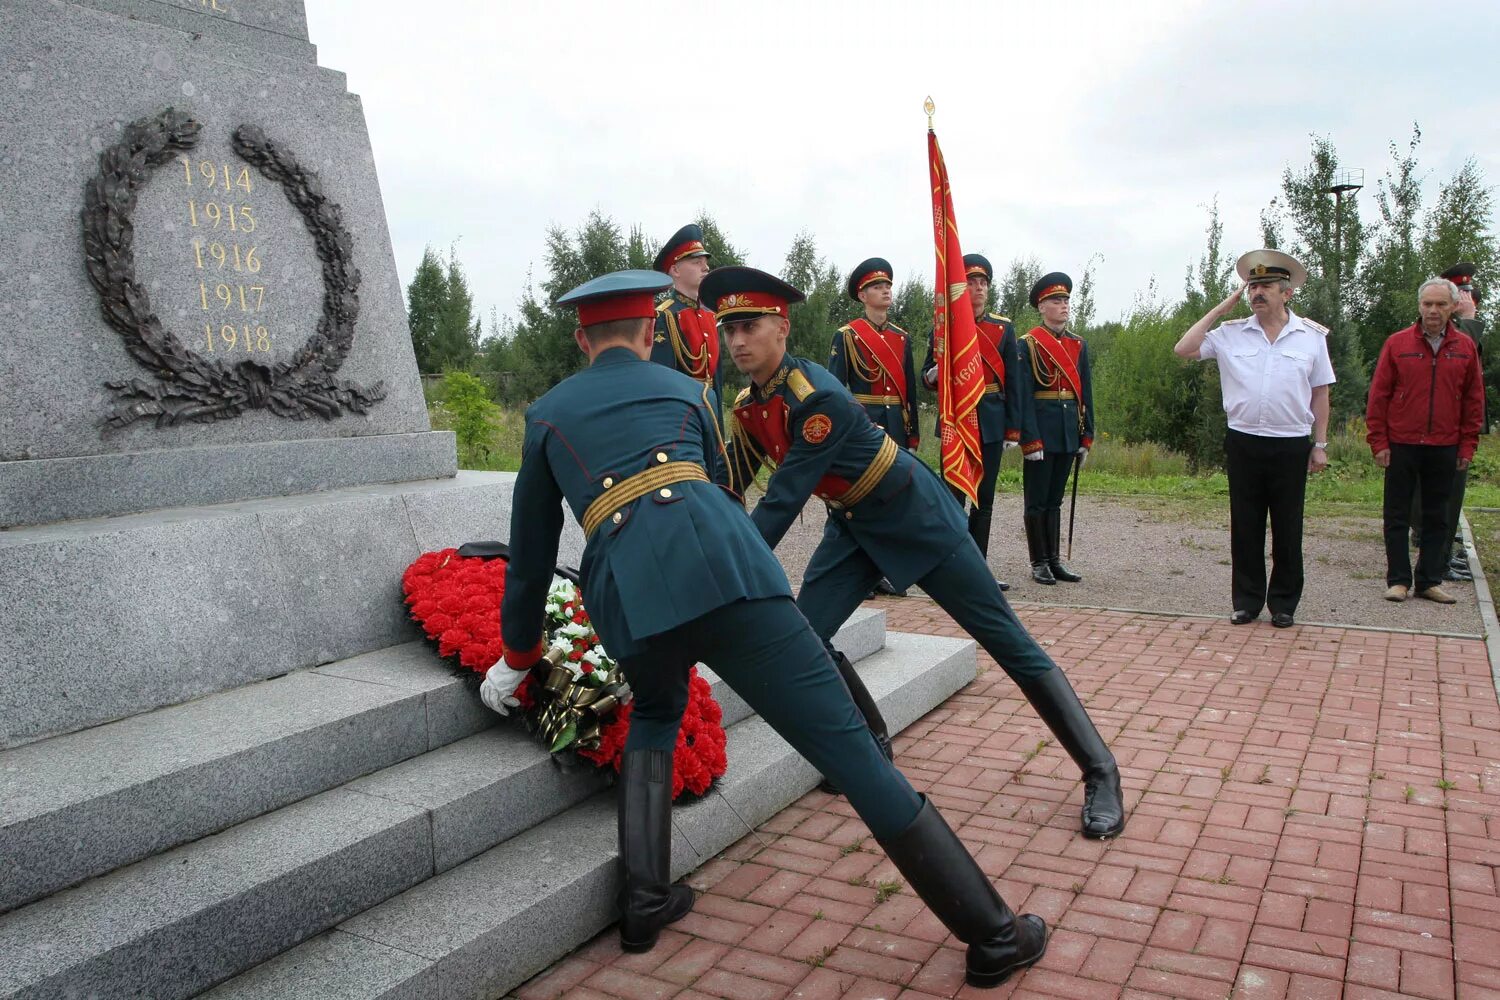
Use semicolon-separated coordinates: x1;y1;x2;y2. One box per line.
963;254;993;283
846;257;894;300
699;266;806;324
653;223;711;274
1029;272;1073;309
1442;261;1480;305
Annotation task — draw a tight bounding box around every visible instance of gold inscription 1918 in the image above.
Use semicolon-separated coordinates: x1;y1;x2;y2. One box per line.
178;155;272;352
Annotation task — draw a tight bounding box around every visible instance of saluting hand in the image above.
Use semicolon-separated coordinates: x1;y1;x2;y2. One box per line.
1219;282;1247;314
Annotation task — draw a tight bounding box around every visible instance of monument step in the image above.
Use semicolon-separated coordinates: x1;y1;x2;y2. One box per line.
0;608;884;914
0;629;968;1000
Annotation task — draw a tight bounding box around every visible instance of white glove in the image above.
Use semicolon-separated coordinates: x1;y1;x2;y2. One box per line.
1003;440;1018;451
1077;446;1089;468
1024;450;1044;462
922;367;938;389
480;663;530;716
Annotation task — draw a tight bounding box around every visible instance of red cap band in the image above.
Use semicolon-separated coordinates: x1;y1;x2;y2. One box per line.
577;292;659;327
857;270;893;291
965;265;989;279
663;240;708;271
1038;284;1069;301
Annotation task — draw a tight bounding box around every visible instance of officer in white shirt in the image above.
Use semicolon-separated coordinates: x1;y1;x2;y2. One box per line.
1173;250;1335;628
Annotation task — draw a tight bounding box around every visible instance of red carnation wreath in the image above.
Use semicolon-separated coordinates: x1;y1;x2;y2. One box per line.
401;547;726;799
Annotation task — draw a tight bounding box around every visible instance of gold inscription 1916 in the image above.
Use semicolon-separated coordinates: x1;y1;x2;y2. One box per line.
178;155;272;352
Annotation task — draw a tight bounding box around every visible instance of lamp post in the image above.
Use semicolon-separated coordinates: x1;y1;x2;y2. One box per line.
1324;168;1364;334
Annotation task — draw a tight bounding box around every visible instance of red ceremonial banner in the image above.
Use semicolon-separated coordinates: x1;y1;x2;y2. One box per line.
928;128;984;504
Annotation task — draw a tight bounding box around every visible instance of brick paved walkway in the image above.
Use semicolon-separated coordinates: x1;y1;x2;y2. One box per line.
512;600;1500;999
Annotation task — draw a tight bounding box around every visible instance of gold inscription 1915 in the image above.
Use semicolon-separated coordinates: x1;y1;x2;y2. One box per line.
178;155;272;352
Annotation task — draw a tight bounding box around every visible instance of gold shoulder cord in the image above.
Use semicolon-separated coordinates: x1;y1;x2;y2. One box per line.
669;305;712;383
844;328;883;383
1024;335;1060;390
701;382;731;478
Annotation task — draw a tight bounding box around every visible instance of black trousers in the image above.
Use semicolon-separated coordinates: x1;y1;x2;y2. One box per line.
948;439;1005;555
1224;430;1311;616
1411;466;1470;567
1384;443;1458;590
1022;451;1074;516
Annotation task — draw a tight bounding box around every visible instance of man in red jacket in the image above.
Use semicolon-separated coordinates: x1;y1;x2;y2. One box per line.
1367;278;1485;604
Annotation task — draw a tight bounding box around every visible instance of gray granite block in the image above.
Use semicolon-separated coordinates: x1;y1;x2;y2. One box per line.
217;629;974;1000
348;726;609;876
402;470;587;572
0;430;456;528
70;0;317;61
202;930;439;1000
0;641;481;913
0;473;526;748
0;506;301;748
0;788;432;1000
0;1;427;475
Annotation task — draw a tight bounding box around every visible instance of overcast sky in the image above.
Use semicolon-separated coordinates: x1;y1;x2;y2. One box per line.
305;1;1500;331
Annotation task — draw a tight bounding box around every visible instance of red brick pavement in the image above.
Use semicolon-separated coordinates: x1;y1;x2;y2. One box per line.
511;599;1500;999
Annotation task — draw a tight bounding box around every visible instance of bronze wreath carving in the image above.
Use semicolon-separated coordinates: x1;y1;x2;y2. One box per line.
82;106;386;429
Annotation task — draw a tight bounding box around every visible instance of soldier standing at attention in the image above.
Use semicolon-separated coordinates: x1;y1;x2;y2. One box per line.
923;253;1023;588
1017;273;1093;585
830;257;919;596
715;265;1125;842
489;268;1049;987
651;223;722;411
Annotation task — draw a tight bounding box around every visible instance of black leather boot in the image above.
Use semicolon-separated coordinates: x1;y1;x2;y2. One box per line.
820;652;894;795
1024;514;1055;585
1045;509;1082;582
878;797;1048;987
1017;670;1125;838
617;749;695;951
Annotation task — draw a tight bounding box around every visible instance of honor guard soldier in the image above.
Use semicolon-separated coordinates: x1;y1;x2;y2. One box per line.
830;257;920;449
492;267;1049;987
712;265;1125;843
1017;273;1093;585
652;223;722;408
923;253;1023;587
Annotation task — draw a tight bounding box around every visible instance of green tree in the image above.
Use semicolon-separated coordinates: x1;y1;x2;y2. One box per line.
1262;135;1369;415
405;246;447;372
780;231;850;365
695;213;746;268
997;255;1042;332
1358;126;1426;363
1183;197;1234;317
441;369;500;467
890;277;934;339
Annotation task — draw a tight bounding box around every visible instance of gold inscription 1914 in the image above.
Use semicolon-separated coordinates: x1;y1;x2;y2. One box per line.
179;155;272;353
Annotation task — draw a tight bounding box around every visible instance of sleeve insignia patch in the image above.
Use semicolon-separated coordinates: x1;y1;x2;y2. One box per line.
802;413;832;444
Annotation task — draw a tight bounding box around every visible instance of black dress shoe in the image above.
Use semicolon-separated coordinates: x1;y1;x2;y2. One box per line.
1230;610;1257;625
997;579;1011;591
1271;612;1294;629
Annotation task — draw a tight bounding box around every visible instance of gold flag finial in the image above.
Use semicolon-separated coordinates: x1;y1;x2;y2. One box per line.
924;96;935;129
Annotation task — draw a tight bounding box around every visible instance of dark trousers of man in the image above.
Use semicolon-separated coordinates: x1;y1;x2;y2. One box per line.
1384;443;1458;591
1224;429;1311;617
1410;467;1470;568
621;596;922;840
1021;451;1073;516
949;440;1005;555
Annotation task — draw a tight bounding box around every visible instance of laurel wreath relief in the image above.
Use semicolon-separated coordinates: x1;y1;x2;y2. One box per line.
81;106;386;429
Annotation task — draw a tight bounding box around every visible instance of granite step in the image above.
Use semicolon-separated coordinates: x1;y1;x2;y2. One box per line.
204;631;977;1000
0;619;928;1000
0;608;885;915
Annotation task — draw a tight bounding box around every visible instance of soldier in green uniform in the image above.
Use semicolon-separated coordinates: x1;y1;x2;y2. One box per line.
1017;272;1093;585
830;257;921;449
493;268;1048;987
829;257;918;596
651;223;722;409
713;265;1125;843
922;253;1023;587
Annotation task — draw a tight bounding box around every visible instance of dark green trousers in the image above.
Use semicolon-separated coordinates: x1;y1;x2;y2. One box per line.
1022;452;1073;516
619;596;922;839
